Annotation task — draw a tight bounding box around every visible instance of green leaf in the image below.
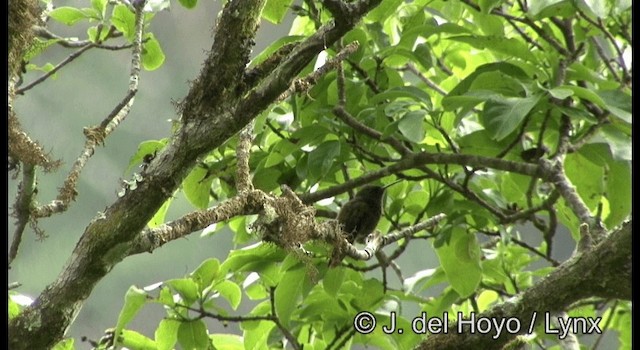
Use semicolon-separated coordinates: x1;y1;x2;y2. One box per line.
603;158;631;228
480;94;542;141
220;243;285;274
142;34;166;71
565;151;605;212
157;286;175;307
560;85;607;108
52;338;74;350
166;278;200;306
210;334;244;350
178;0;198;9
191;258;220;291
250;35;304;67
435;228;482;298
447;35;537;63
115;286;148;339
214;280;242;310
370;86;432;108
126;139;166;174
398;110;426;143
155;319;179;350
263;0;294;24
323;267;345;297
177;320;209;350
528;0;572;19
457;130;508;156
119;329;157;350
243;319;275;350
147;197;172;228
275;266;305;326
596;90;631;123
307;140;341;182
182;164;212;209
87;26;111;43
366;0;403;22
111;4;136;41
48;7;93;26
91;0;107;18
447;62;530;97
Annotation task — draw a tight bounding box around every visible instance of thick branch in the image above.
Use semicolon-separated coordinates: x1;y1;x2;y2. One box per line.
418;220;631;349
9;2;385;347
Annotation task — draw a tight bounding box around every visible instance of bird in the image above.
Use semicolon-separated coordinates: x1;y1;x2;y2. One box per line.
337;185;386;244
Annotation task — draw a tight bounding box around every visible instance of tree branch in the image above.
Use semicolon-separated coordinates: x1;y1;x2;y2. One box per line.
418;220;631;349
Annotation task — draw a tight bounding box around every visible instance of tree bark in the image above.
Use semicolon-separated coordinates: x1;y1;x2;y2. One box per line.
417;220;631;350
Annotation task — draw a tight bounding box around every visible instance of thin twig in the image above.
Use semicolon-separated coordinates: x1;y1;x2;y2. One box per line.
269;287;301;350
32;5;147;218
403;63;447;96
15;44;95;94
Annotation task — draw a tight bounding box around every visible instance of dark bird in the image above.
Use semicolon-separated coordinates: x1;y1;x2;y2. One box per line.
337;185;386;244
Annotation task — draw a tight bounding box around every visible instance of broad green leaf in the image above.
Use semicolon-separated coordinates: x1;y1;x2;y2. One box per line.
111;4;136;41
604;158;631;228
220;243;285;274
447;35;537;63
147;197;172;228
596;90;632;123
547;87;574;99
481;94;542;141
370;86;432;108
275;266;305;326
126;139;167;174
457;129;508;156
119;329;157;350
87;25;111;43
435;228;482;298
323;266;345;297
252;166;281;192
177;320;209;350
448;62;530;97
250;35;304;67
8;296;21;319
166;278;199;305
243;319;275;350
157;286;174;307
52;338;74;350
142;34;166;71
191;258;220;291
561;85;607;108
263;0;294;24
182;164;212;209
91;0;108;17
210;334;244;350
600;124;631;161
366;0;403;22
115;286;148;338
398;110;426;143
178;0;197;9
48;7;94;26
565;151;605;212
307;140;341;182
478;0;502;14
214;280;242;310
413;43;433;70
155;319;179;350
528;0;571;18
342;28;369;63
579;0;608;18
